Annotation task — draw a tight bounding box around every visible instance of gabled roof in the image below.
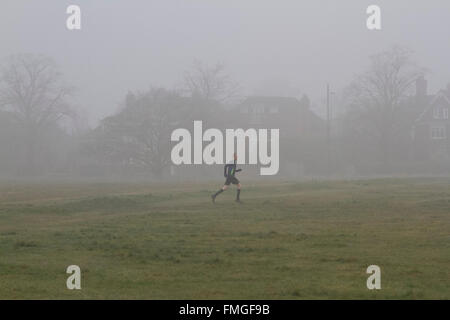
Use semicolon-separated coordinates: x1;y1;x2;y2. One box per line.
239;96;306;108
415;90;450;123
235;95;324;127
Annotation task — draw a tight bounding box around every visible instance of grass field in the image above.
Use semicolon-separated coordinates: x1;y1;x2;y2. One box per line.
0;178;449;299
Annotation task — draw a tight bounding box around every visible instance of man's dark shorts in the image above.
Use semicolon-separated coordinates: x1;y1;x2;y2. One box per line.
225;176;240;185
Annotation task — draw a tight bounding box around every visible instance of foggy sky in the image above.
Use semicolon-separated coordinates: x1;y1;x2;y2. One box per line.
1;0;450;125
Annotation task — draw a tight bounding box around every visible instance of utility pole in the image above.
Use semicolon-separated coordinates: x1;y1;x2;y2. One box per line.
326;83;331;177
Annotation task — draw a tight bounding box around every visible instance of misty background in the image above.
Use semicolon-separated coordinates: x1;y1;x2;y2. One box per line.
1;0;450;181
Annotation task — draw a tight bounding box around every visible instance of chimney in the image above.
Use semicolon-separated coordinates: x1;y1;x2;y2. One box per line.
299;94;311;109
416;75;427;98
125;91;136;108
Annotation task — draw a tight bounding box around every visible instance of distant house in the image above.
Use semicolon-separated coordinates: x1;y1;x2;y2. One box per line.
412;78;450;161
233;95;324;139
227;95;326;177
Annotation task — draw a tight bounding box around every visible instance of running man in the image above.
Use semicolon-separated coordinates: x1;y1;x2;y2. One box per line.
211;153;242;203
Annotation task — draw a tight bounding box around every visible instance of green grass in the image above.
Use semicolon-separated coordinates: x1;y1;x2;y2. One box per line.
0;178;449;299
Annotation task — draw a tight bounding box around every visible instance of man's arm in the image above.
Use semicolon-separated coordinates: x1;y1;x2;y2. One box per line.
233;159;242;173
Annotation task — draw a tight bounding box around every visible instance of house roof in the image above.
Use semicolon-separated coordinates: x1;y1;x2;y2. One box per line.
234;95;324;128
239;96;308;109
415;89;450;123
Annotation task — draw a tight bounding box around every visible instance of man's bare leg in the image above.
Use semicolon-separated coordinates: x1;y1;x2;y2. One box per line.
236;183;241;202
212;185;228;203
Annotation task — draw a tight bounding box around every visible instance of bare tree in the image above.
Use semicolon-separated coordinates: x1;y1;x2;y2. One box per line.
343;46;423;169
183;60;241;103
0;54;74;173
92;88;191;180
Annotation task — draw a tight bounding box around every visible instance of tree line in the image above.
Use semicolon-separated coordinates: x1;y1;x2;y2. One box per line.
0;47;441;180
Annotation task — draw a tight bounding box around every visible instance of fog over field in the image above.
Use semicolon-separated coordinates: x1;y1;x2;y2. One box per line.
1;1;450;180
0;1;449;302
2;0;450;123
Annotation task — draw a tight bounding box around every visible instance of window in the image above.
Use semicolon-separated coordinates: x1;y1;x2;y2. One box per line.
433;107;440;119
256;106;265;114
444;108;449;120
431;127;446;139
269;107;279;114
